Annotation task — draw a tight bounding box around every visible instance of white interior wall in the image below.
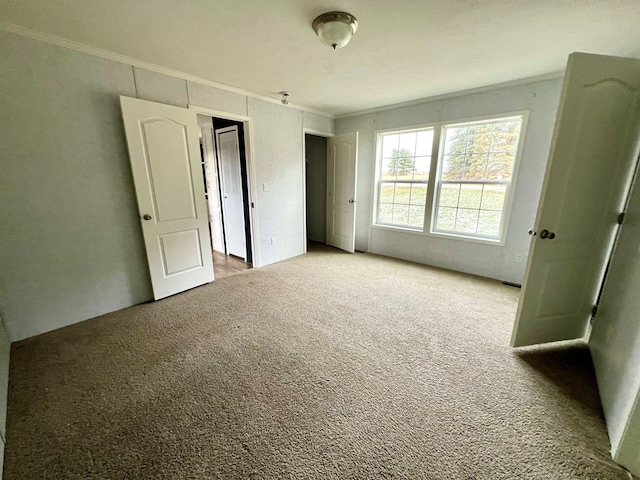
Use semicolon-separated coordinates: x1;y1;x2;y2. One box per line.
248;99;304;266
0;31;151;341
335;79;563;284
0;30;333;341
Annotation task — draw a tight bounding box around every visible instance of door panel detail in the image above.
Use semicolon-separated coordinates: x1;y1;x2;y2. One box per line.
159;229;204;276
142;119;197;223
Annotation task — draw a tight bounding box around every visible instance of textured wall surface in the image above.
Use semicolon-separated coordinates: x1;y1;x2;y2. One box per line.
0;30;333;340
0;30;151;341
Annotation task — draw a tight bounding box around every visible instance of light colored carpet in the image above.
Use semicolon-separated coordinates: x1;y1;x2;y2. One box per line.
5;245;633;479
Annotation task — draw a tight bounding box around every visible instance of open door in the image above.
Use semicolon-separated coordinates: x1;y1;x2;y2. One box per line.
121;96;214;300
589;161;640;476
326;132;358;253
511;53;640;347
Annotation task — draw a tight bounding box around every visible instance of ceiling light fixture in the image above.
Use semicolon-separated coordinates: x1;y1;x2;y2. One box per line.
280;91;290;105
312;11;358;50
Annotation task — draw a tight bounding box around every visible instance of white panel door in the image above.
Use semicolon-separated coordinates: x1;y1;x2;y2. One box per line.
589;164;640;475
511;53;640;347
327;132;358;253
216;126;246;259
120;96;214;300
202;126;225;254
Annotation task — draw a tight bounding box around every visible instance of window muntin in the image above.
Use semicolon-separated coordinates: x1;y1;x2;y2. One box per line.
433;116;523;240
376;128;434;230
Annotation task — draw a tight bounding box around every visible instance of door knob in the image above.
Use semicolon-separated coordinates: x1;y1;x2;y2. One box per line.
143;214;152;221
539;229;556;240
528;229;537;236
349;199;357;204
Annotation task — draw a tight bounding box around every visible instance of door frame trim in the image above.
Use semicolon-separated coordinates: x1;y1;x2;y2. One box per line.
188;104;261;267
302;128;334;254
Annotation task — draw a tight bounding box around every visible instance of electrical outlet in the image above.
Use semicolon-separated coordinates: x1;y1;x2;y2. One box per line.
514;254;523;263
271;237;276;245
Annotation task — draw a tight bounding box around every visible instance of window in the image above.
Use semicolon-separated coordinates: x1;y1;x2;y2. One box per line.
373;114;525;242
376;128;434;229
433;116;523;240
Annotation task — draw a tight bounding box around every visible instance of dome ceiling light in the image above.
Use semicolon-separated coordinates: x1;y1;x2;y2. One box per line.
312;11;358;50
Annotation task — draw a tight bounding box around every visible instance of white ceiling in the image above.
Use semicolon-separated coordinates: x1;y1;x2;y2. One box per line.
2;1;640;116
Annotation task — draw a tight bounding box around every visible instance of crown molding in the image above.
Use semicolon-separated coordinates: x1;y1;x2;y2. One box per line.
336;71;565;119
0;21;335;119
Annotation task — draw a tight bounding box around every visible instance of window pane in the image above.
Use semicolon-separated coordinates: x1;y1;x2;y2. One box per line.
487;152;514;181
378;203;393;224
381;157;398;180
462;153;489;180
410;183;427;205
382;134;399;158
436;207;456;230
490;121;520;153
408;206;425;228
416;130;434;156
455;208;479;233
399;132;417;154
390;149;415;179
478;210;501;236
394;185;411;205
440;183;460;207
413;156;430;180
393;205;409;225
443;127;468;156
467;124;493;154
480;184;506;210
380;183;395;203
442;154;465;181
458;184;482;209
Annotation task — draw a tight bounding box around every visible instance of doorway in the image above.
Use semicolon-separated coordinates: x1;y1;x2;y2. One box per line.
198;114;253;279
305;133;328;248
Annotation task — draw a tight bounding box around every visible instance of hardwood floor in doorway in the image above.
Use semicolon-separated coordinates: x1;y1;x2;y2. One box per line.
213;251;252;279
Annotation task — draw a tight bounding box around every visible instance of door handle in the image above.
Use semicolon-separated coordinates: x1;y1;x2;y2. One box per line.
348;199;357;204
528;229;537;236
143;214;152;221
539;229;556;240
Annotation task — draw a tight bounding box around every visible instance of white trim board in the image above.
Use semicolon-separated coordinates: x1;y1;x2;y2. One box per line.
0;20;335;119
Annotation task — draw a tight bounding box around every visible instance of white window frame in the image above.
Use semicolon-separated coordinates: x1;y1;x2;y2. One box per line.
372;124;437;232
371;111;529;245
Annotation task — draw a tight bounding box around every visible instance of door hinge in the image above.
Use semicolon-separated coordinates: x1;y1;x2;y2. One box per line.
591;304;599;319
617;212;625;225
251;202;255;208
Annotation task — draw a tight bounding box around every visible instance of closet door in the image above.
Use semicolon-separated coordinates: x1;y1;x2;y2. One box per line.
326;132;358;253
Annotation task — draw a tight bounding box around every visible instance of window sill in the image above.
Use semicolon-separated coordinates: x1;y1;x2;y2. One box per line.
370;224;505;246
371;224;425;235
